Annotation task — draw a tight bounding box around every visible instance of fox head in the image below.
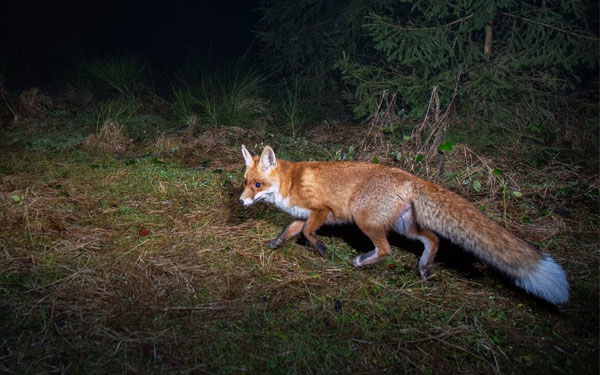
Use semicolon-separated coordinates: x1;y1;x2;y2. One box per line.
239;145;280;206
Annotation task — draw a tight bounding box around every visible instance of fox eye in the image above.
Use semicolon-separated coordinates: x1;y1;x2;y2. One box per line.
254;182;261;189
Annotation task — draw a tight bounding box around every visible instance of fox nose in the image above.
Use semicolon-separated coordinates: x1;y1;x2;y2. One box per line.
238;199;244;205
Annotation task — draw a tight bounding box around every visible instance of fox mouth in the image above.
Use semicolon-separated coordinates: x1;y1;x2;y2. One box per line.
239;196;262;206
239;191;273;206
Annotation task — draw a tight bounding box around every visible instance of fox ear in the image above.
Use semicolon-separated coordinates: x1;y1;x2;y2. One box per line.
241;145;255;168
259;146;277;171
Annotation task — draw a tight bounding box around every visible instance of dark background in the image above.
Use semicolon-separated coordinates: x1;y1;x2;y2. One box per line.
0;0;261;87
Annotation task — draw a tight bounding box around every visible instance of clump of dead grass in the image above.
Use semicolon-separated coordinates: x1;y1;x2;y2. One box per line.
177;126;260;169
152;133;183;153
82;120;130;153
10;87;55;126
17;87;55;117
64;84;94;108
305;120;372;151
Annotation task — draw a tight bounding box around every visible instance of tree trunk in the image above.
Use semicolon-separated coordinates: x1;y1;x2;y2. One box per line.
484;20;493;59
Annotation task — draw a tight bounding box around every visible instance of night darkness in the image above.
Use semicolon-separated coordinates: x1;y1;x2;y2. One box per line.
0;0;260;87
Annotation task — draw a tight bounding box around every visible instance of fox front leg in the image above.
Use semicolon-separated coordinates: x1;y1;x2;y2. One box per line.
269;210;330;257
301;209;330;257
269;220;305;249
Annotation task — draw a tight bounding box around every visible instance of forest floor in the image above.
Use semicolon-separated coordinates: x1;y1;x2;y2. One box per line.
0;94;598;374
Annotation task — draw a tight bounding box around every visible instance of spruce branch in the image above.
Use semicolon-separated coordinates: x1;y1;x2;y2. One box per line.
500;12;599;41
367;14;473;31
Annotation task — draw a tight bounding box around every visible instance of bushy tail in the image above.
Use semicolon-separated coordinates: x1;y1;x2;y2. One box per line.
413;182;569;305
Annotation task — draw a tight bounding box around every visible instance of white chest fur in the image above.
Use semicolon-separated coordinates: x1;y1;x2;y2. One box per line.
267;192;311;219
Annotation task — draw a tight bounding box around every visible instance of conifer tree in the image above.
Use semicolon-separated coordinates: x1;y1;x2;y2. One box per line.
336;0;598;136
258;0;598;142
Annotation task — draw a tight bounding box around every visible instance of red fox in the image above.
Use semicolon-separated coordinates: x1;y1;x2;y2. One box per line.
238;145;569;305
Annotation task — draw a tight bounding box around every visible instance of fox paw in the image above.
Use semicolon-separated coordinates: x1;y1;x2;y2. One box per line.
268;239;281;249
419;265;433;279
313;240;327;257
353;249;378;268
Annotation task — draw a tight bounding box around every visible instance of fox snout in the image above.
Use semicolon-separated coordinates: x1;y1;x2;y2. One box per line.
238;198;253;206
238;191;255;206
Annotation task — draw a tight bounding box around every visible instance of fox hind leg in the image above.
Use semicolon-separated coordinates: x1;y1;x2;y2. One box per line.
395;203;440;278
352;223;392;267
415;229;439;279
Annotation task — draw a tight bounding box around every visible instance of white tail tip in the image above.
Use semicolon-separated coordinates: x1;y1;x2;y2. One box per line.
515;254;569;305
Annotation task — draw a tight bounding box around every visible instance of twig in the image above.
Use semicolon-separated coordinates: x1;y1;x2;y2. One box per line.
26;269;89;293
411;67;463;160
162;304;226;311
370;14;473;31
359;90;387;152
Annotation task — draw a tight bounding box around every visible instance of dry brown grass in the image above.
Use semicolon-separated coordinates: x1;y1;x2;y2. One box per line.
151;133;183;153
63;84;94;108
16;88;54;119
177;126;261;169
9;87;55;126
0;157;343;342
81;120;130;153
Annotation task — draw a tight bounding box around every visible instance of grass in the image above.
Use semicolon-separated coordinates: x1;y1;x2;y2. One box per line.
86;55;147;103
0;91;598;374
279;78;305;139
170;60;269;131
